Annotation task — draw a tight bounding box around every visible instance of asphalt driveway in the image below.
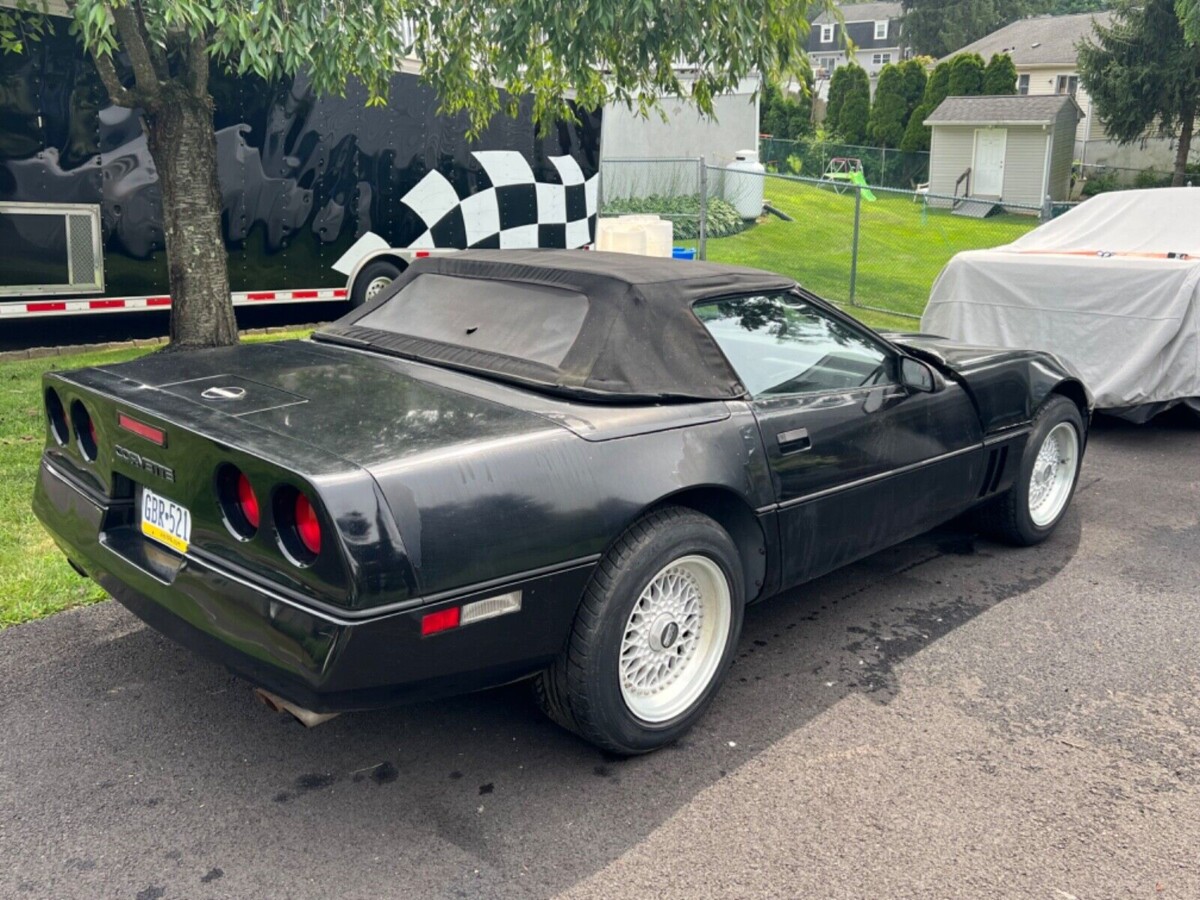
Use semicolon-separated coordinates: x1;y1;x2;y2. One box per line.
2;414;1198;899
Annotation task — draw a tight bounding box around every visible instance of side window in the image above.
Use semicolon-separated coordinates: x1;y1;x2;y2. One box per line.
696;294;895;397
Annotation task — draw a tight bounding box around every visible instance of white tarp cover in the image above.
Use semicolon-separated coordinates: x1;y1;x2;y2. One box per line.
922;188;1200;418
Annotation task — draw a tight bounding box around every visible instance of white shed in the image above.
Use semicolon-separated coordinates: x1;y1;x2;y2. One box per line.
924;95;1082;211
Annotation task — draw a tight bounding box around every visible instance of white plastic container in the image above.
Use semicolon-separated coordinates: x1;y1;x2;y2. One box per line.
725;149;765;220
597;215;672;256
638;218;674;258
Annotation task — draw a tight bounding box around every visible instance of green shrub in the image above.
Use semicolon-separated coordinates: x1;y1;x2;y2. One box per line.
1080;172;1119;196
1133;168;1171;188
601;195;748;240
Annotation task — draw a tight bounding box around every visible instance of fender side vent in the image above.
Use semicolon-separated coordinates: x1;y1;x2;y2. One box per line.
988;446;1009;495
978;449;999;498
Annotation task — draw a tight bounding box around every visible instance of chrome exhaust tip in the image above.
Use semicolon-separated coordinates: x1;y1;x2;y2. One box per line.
254;688;340;728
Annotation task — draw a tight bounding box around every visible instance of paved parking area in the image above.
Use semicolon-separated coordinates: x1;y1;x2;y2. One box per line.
1;414;1198;899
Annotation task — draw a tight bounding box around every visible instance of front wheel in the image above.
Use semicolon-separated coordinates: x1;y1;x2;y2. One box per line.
535;507;745;755
978;394;1084;545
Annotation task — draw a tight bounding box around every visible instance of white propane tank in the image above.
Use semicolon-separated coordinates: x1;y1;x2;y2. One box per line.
725;149;765;220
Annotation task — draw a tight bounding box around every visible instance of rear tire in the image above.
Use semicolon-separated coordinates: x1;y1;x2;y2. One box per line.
977;394;1084;546
535;507;745;755
349;259;403;308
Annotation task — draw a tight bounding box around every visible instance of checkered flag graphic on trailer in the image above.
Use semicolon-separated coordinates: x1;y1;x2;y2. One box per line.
400;151;598;251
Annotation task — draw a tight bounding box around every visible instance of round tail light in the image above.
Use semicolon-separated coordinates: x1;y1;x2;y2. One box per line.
274;485;323;565
70;400;97;461
237;472;260;528
216;464;259;539
294;492;321;556
45;388;69;446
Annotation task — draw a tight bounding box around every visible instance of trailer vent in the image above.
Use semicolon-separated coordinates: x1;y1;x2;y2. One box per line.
68;213;99;285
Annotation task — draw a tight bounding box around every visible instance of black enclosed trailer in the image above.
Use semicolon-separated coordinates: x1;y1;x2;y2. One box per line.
0;21;601;321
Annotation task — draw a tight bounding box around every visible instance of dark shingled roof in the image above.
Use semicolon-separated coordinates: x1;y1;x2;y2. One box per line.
813;2;902;25
925;94;1082;127
940;11;1113;66
319;250;797;401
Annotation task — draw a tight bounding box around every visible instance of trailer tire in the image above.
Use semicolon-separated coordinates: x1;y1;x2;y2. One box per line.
350;259;403;308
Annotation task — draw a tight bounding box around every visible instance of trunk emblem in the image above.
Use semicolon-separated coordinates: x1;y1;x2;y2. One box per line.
114;445;176;482
201;386;247;401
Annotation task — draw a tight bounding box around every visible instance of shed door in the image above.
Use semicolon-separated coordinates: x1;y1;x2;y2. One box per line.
973;128;1007;196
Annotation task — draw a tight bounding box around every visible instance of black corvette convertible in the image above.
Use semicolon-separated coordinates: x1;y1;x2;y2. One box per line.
34;250;1090;753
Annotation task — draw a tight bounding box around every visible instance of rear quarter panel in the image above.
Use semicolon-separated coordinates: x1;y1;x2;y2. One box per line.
371;402;775;599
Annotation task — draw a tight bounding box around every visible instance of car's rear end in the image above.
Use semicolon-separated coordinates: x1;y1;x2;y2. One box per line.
32;344;590;714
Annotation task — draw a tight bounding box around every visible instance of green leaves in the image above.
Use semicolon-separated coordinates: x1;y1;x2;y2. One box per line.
10;0;835;135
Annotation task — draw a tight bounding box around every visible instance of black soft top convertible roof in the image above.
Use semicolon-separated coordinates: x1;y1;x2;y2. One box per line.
316;250;797;401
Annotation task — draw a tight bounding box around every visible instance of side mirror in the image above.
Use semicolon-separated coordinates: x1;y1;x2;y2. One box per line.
900;357;942;393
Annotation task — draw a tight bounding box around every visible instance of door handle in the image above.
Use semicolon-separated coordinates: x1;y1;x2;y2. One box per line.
776;427;811;454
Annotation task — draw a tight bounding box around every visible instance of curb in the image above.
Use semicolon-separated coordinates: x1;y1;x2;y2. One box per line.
0;324;326;364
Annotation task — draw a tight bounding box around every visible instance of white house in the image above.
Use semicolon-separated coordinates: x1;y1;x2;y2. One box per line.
944;11;1180;171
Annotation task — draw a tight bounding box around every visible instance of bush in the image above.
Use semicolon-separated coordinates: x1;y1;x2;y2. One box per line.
601;195;747;240
1134;168;1171;188
1080;172;1119;196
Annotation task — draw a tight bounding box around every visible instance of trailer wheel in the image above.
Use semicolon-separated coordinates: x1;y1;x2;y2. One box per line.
350;260;403;308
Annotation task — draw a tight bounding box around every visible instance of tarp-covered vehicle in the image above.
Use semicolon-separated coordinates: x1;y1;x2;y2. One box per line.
922;188;1200;422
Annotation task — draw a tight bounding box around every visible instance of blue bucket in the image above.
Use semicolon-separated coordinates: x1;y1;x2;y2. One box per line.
672;247;696;260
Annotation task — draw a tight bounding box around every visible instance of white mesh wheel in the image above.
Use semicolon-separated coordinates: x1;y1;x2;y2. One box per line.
618;554;732;724
1027;421;1080;527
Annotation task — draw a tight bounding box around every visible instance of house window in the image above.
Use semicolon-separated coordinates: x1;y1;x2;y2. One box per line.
872;52;892;66
820;24;834;43
1017;74;1030;95
1055;74;1079;96
875;20;888;40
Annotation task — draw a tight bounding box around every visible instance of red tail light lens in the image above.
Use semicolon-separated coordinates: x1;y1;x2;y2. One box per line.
294;492;321;556
216;465;258;539
70;400;97;461
237;472;260;529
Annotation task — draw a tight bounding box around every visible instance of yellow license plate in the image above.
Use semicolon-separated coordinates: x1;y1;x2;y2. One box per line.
140;486;191;554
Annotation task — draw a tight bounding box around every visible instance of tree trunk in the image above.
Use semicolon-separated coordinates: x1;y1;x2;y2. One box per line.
144;84;238;349
1172;95;1195;188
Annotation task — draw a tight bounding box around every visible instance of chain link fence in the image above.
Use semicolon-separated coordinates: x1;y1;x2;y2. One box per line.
759;137;932;191
598;158;1046;322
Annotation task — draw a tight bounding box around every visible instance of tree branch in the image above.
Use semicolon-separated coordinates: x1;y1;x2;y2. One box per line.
134;0;171;81
185;33;209;97
110;1;161;102
89;47;138;107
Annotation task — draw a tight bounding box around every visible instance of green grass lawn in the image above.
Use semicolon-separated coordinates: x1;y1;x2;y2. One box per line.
0;330;311;628
693;177;1039;320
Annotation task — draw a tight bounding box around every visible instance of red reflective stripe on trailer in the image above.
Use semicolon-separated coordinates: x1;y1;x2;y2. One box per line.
415;251;430;258
291;290;319;299
333;289;347;298
27;302;67;312
147;297;172;307
89;299;126;309
247;292;276;301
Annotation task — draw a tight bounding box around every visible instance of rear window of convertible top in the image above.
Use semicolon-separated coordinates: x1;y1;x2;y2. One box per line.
355;273;589;368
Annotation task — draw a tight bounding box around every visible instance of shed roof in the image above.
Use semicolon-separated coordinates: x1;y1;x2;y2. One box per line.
940;11;1113;66
924;94;1082;127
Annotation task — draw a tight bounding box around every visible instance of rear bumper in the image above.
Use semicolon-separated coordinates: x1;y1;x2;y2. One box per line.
33;458;593;712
